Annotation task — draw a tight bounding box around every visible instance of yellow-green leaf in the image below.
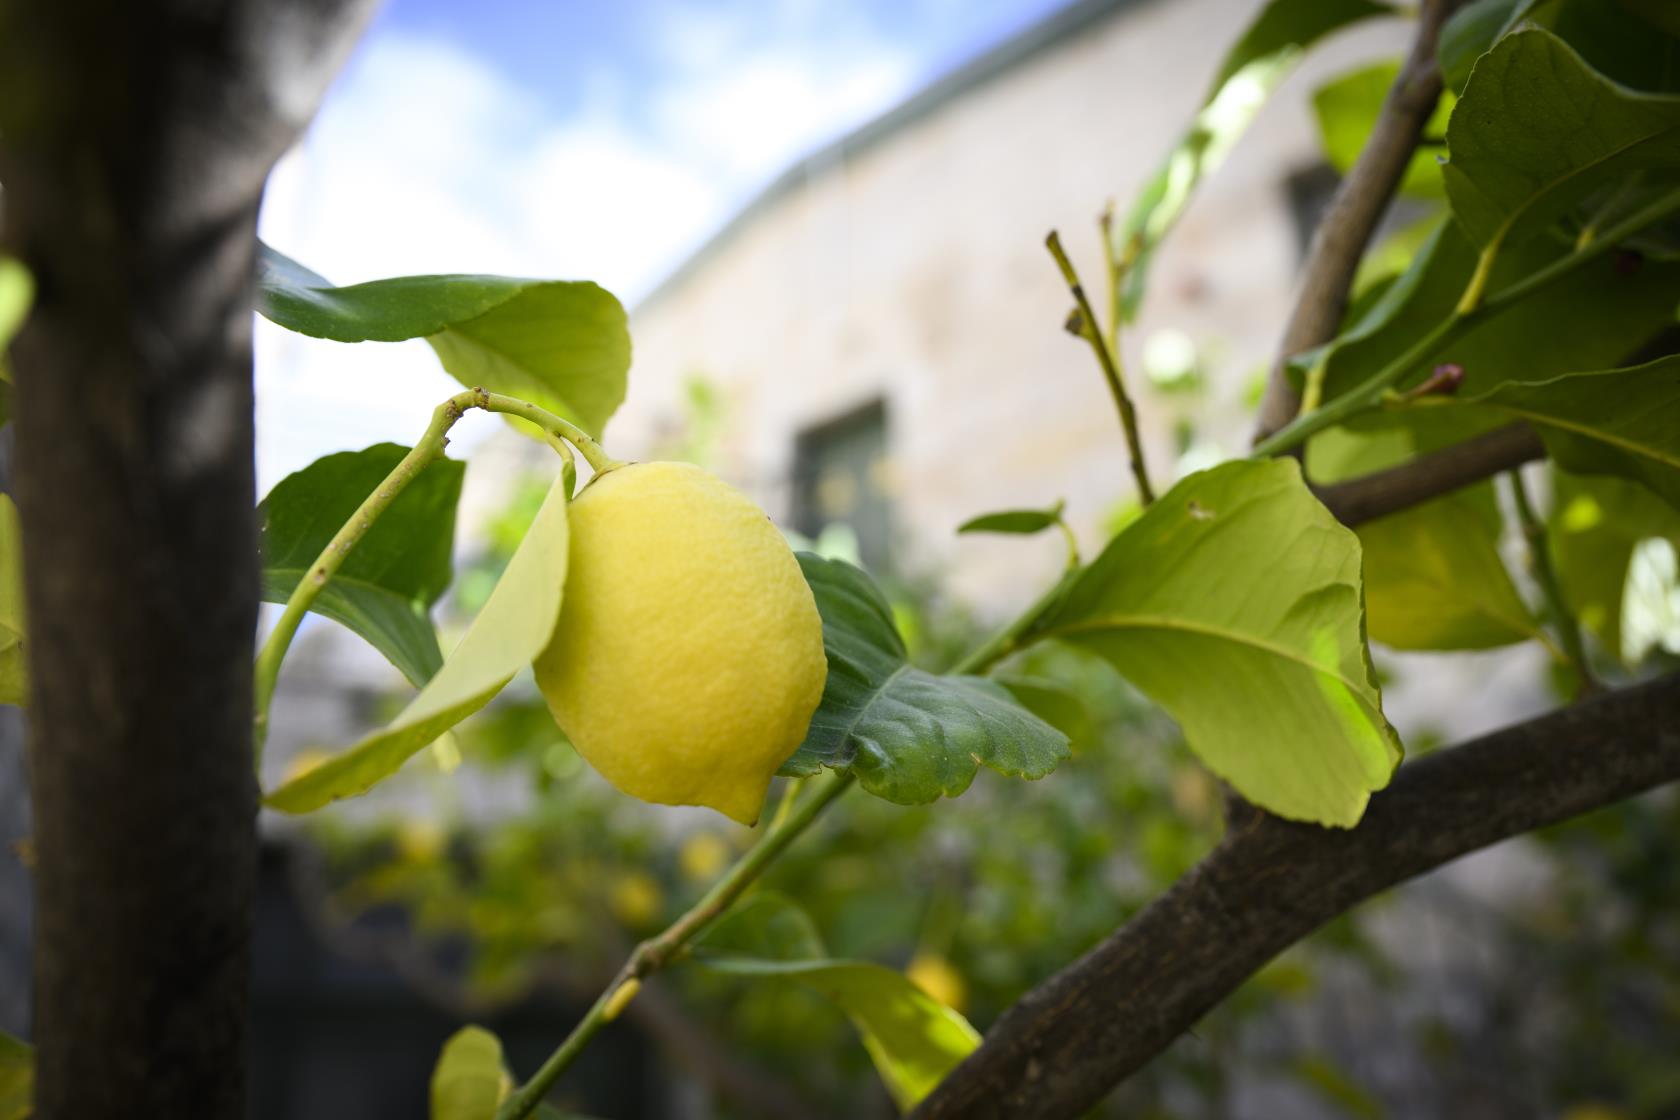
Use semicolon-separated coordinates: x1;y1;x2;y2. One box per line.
0;1029;31;1120
430;1026;507;1120
265;473;569;813
0;495;26;707
1033;459;1399;827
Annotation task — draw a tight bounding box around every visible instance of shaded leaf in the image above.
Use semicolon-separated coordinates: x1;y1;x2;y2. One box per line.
1443;28;1680;252
0;1029;29;1120
957;501;1064;536
1360;488;1540;650
259;444;464;686
0;496;25;707
1032;459;1399;828
430;1026;507;1120
1116;0;1392;318
1438;0;1526;94
256;244;629;438
779;555;1069;804
1464;356;1680;509
1314;60;1452;198
699;957;980;1112
1550;470;1680;661
265;474;569;813
1307;215;1680;409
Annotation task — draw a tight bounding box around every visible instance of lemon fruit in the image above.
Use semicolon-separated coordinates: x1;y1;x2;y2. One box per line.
534;461;827;825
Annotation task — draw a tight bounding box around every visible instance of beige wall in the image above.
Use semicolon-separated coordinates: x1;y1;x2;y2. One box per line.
612;0;1412;616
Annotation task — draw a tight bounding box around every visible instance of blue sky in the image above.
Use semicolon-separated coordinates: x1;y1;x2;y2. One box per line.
255;0;1068;487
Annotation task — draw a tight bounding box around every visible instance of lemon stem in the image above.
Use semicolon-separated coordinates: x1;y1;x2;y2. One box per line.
496;771;855;1120
252;388;617;764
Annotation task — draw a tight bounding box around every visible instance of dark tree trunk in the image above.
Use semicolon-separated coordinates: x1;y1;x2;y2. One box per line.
0;2;371;1114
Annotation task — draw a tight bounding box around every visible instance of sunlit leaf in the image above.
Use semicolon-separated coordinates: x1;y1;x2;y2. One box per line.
265;474;569;813
1550;470;1680;662
429;1026;507;1120
259;444;464;686
0;495;26;707
779;555;1070;804
1360;489;1540;650
0;1029;30;1120
1031;459;1399;827
1116;0;1392;318
699;957;980;1112
1443;28;1680;252
256;244;630;438
0;256;32;428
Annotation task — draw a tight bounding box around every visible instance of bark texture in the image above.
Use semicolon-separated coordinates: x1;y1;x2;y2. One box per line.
0;2;371;1114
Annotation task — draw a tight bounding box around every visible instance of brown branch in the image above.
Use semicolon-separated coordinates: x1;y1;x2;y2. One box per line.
1316;423;1546;526
0;2;371;1114
914;672;1680;1118
1253;0;1463;443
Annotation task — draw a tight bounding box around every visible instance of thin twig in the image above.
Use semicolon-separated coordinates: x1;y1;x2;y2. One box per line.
496;772;855;1120
1045;231;1155;504
1315;423;1545;526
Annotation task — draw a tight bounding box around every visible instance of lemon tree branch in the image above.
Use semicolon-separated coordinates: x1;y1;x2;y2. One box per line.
496;771;856;1120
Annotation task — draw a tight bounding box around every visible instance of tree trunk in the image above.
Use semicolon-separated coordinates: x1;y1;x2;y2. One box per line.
0;2;371;1114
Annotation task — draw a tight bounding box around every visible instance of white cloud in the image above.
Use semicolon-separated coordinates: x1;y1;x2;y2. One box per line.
255;21;918;492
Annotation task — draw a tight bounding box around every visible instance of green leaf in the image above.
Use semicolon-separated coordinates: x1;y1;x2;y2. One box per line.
779;555;1070;804
1550;470;1680;661
1032;459;1399;828
1359;488;1540;650
1307;214;1680;409
0;495;26;708
1443;28;1680;252
1460;356;1680;510
429;1026;507;1120
1314;61;1452;199
1438;0;1526;94
256;244;630;439
0;256;31;430
264;473;569;813
0;1029;30;1120
956;501;1064;536
699;957;980;1112
259;444;464;686
1116;0;1391;318
995;674;1095;750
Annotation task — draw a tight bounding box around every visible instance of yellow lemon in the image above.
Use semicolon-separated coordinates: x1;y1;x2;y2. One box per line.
907;953;967;1013
534;461;827;825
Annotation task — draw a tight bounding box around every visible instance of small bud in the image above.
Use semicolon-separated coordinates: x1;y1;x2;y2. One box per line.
1063;306;1087;338
1423;362;1465;396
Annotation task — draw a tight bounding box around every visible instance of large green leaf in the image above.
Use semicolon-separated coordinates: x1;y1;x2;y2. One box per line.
256;244;630;438
1115;0;1392;318
1460;356;1680;510
430;1026;506;1120
265;473;569;813
778;555;1069;805
1443;28;1680;252
1314;60;1452;199
259;444;464;686
1550;469;1680;662
1030;459;1399;827
699;957;980;1112
0;495;26;707
1308;215;1680;408
0;1030;28;1120
1359;489;1540;650
1437;0;1528;94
